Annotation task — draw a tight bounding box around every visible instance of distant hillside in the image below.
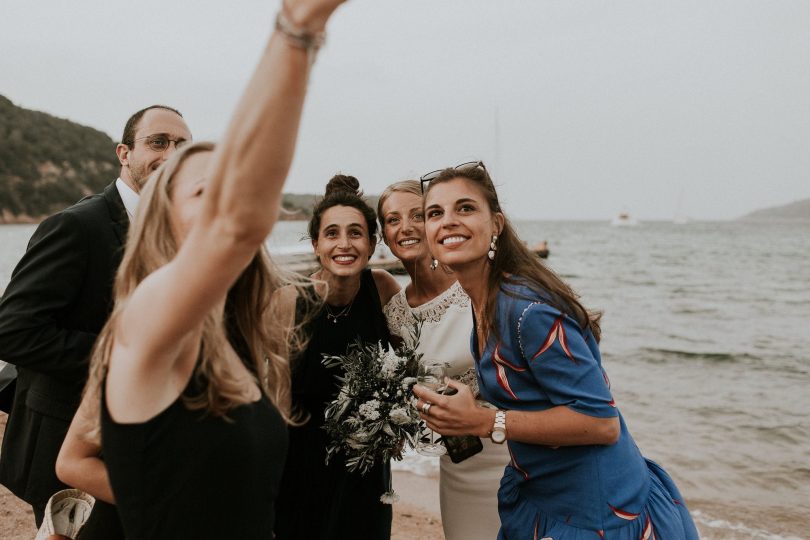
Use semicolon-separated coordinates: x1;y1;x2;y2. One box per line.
739;198;810;222
0;95;119;222
0;96;379;224
280;192;381;221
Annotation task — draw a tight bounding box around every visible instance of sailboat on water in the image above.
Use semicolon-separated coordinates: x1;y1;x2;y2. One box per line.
611;211;638;226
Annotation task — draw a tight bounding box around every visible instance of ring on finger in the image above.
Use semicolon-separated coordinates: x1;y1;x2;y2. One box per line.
422;402;432;415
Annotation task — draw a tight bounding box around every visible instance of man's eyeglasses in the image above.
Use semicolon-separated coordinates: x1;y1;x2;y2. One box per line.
131;134;189;152
419;160;488;194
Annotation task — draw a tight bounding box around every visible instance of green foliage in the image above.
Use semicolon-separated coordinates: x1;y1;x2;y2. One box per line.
0;95;118;219
321;322;425;478
0;95;382;221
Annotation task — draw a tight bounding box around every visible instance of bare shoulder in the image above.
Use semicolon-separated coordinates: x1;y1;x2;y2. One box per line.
371;269;401;308
271;283;301;312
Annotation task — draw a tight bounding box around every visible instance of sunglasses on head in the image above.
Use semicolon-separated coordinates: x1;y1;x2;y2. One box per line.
419;160;489;194
131;133;189;152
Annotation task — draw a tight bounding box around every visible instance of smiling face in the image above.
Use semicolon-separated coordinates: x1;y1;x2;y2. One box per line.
118;108;193;191
169;150;213;244
313;205;375;277
424;177;503;270
381;191;426;264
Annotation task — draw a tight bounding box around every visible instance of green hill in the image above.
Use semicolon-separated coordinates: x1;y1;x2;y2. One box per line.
0;95;119;222
0;95;378;224
739;198;810;222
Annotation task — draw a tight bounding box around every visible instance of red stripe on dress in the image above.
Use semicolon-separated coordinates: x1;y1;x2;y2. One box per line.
495;343;526;371
531;316;577;364
640;515;652;540
531;316;563;359
557;322;577;364
508;446;529;480
495;362;519;400
608;503;640;520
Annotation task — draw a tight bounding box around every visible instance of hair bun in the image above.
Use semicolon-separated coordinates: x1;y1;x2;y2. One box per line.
325;174;362;197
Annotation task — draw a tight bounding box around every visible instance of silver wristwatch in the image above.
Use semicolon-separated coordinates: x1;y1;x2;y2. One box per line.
490;410;507;444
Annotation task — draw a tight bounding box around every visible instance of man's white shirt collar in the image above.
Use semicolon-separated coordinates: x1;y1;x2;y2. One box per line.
115;178;139;221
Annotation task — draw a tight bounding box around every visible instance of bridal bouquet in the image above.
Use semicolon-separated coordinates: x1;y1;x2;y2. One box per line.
322;326;423;494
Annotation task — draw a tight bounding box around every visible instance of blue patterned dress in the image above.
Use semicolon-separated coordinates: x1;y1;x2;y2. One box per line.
474;282;699;540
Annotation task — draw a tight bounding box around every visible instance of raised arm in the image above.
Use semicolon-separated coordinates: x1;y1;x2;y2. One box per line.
106;1;346;420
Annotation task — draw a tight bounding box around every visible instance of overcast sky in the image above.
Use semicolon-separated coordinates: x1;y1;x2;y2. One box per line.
2;1;808;220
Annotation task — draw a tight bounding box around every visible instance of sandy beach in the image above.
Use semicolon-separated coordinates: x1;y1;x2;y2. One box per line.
4;409;810;539
0;478;445;540
0;413;445;539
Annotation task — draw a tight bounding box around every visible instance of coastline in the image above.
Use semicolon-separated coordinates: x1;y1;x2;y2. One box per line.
0;213;310;226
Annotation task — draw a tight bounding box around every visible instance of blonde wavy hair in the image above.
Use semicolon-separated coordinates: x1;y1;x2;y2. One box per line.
84;141;310;432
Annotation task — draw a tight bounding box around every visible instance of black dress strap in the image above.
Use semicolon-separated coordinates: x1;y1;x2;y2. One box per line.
360;268;392;346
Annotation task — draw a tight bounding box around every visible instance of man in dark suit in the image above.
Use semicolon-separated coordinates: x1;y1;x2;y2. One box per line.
0;104;192;525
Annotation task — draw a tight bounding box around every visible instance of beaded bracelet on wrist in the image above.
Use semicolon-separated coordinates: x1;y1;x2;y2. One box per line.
274;10;326;53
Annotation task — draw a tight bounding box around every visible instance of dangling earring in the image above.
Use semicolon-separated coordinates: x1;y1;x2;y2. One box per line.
488;235;498;261
430;257;439;270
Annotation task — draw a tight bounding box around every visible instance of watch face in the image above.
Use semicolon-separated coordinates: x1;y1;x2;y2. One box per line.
491;429;506;444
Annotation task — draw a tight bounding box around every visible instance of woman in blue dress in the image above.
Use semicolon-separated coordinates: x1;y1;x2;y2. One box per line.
412;162;699;540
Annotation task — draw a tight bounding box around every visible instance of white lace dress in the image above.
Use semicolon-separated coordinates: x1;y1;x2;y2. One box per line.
383;281;508;540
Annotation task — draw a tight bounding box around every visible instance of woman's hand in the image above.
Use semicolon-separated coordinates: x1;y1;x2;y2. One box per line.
412;379;494;438
285;0;347;32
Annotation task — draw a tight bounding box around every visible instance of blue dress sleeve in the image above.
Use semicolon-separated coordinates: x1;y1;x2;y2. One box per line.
517;302;617;418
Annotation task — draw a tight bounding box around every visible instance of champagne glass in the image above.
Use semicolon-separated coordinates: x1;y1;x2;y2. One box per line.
416;362;447;457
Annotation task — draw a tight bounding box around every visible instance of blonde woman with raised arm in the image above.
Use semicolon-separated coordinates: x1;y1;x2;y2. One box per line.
54;1;347;538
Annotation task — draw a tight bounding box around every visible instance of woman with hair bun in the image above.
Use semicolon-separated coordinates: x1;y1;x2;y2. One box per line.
274;174;400;540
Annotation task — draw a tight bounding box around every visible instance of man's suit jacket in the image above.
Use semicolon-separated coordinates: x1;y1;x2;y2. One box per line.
0;181;128;511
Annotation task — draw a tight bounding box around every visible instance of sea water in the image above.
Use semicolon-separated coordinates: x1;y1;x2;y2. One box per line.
2;220;809;538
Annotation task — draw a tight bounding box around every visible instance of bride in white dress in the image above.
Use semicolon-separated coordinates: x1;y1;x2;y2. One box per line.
378;180;508;540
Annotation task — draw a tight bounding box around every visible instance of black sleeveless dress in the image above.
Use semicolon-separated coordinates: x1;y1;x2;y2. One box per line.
274;269;393;540
100;370;288;539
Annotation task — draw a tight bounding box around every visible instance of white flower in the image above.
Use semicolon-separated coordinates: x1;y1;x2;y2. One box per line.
401;376;417;390
380;345;405;377
379;490;400;504
358;399;381;421
389;406;412;426
352;430;372;443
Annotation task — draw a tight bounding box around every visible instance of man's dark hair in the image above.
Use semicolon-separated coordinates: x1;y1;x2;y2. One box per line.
121;105;183;148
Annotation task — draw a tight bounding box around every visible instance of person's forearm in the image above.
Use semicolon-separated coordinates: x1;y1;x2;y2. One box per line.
469;406;620;446
56;455;115;504
203;12;324;245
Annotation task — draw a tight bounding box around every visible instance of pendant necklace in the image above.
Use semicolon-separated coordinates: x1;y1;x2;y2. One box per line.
325;296;356;324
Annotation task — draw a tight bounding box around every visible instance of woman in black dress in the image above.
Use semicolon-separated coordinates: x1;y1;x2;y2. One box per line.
52;1;348;538
274;175;400;540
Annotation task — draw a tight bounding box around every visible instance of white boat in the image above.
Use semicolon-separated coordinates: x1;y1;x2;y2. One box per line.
611;212;638;226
